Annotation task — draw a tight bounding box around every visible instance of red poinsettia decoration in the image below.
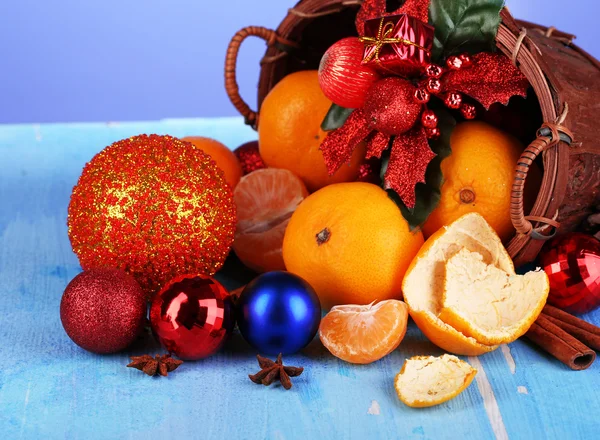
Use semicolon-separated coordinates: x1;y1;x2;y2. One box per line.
320;0;529;209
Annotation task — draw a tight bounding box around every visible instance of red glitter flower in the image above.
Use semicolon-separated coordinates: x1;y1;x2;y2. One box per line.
68;134;237;295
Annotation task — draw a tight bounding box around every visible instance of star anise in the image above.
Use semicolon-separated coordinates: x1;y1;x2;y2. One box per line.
248;354;304;390
127;354;183;377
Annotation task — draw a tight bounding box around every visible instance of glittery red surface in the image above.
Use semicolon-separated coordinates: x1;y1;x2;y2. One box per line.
383;127;435;209
365;131;391;159
60;268;147;354
150;274;234;360
319;37;382;109
68;134;236;296
442;53;530;109
356;0;430;35
364;77;422;135
321;109;371;174
539;233;600;315
234;141;266;175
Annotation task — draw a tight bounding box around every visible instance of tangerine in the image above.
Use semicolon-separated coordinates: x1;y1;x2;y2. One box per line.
183;136;243;189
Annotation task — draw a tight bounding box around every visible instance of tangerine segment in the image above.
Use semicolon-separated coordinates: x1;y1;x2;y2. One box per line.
395;354;477;408
439;248;549;345
233;169;308;273
319;300;409;364
402;213;508;355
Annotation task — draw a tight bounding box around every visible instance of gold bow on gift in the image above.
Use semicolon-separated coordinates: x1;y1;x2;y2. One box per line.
359;17;430;64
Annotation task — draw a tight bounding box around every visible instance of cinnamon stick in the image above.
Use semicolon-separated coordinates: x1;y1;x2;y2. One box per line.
525;314;596;370
542;305;600;351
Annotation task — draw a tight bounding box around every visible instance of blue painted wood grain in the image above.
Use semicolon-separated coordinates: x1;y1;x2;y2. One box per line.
1;118;599;439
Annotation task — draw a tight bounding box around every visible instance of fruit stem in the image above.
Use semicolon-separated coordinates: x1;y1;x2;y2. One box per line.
316;228;331;246
459;188;476;204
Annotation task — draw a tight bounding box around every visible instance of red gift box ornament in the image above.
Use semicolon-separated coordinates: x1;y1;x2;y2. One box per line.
359;14;434;77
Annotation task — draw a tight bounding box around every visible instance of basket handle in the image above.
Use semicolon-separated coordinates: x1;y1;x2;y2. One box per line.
511;122;574;240
225;26;298;129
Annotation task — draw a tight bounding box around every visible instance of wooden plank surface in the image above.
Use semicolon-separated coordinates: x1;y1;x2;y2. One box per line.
1;118;599;439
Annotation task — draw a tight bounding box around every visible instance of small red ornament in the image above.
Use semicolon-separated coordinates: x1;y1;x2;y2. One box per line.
425;64;444;78
234;141;266;175
445;92;463;109
539;233;600;315
319;37;382;109
60;268;146;354
364;78;422;135
446;55;464;70
426;78;442;94
356;158;381;184
150;274;235;360
421;109;438;128
414;87;431;104
68;135;236;295
425;127;441;140
461;103;477;120
459;53;473;68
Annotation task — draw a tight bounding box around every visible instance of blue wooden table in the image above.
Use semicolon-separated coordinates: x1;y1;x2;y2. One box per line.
1;118;599;439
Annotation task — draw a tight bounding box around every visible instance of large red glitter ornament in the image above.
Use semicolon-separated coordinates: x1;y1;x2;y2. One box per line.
319;37;382;109
539;233;600;315
68;135;236;295
60;268;146;354
364;77;421;135
150;274;235;360
234;141;266;175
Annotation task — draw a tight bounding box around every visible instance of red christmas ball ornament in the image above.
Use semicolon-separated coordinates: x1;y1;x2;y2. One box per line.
319;37;382;109
414;87;431;104
426;78;442;94
150;274;235;360
68;134;236;295
445;92;463;109
60;268;147;354
539;233;600;314
233;141;266;175
364;77;421;135
421;109;438;128
425;64;444;78
461;103;477;120
446;55;464;70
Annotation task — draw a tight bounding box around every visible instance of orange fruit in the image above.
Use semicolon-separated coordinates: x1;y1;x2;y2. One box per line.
422;121;540;242
183;136;243;189
402;213;508;355
439;248;549;345
319;300;409;364
395;354;477;408
283;182;424;308
233;168;308;273
258;70;366;192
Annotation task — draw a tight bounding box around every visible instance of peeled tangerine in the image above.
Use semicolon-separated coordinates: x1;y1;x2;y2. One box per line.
403;212;548;354
319;300;409;364
395;354;477;408
439;248;549;345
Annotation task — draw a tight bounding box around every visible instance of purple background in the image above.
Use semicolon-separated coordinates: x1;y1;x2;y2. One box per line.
0;0;596;124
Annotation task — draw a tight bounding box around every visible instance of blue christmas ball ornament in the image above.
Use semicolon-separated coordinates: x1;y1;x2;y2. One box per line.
236;271;321;355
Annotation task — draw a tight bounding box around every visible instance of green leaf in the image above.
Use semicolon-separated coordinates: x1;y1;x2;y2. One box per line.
382;109;456;230
429;0;504;61
321;104;354;131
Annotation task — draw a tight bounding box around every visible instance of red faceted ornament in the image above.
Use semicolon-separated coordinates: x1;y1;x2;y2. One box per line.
539;233;600;315
421;109;438;128
446;55;464;70
150;274;235;360
364;77;421;135
461;103;477;120
60;268;147;354
414;87;430;104
319;37;381;109
426;78;442;94
445;92;463;109
425;64;444;78
234;141;266;175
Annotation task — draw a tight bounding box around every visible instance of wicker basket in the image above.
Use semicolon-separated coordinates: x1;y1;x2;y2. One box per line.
225;1;600;266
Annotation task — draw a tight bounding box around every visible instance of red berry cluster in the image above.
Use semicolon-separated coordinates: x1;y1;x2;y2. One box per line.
413;53;478;140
